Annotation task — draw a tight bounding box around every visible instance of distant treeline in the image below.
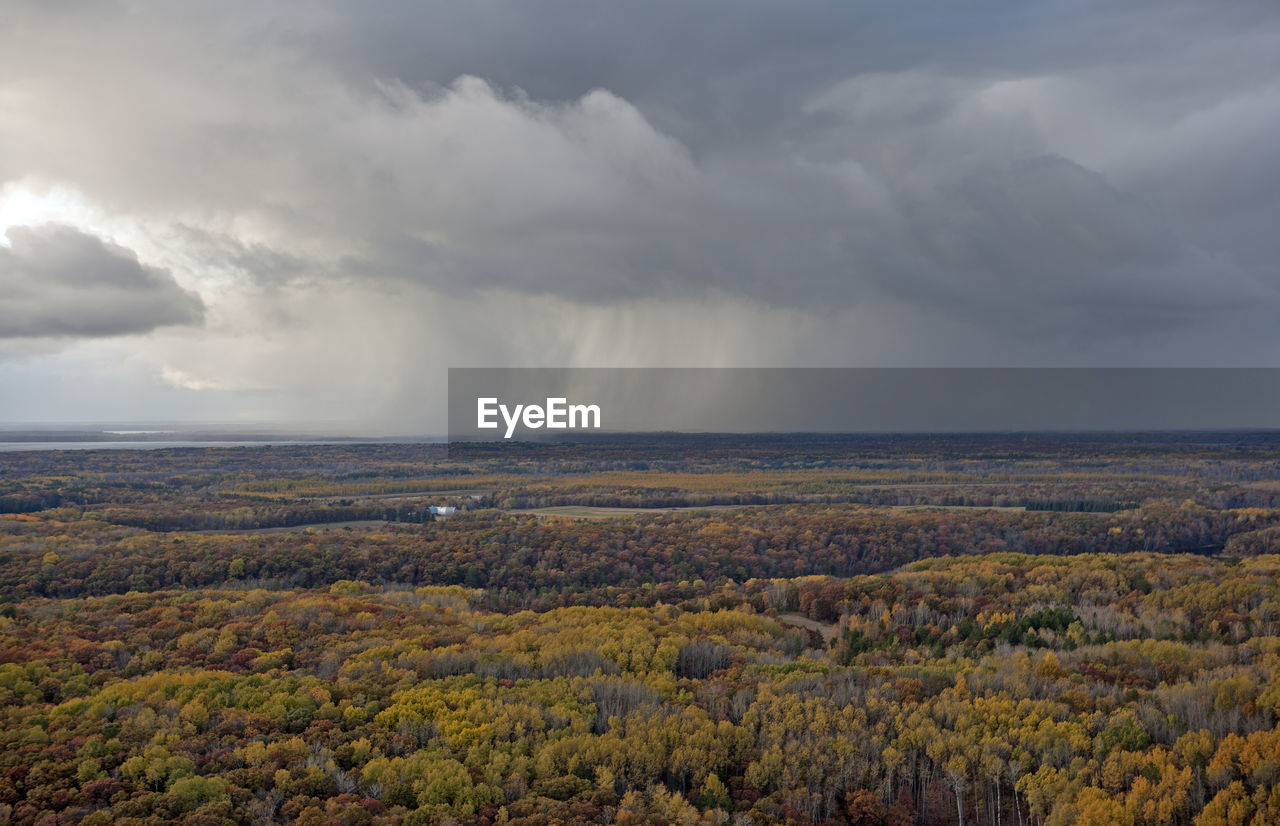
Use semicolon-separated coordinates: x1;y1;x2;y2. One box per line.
70;503;449;532
0;491;61;514
5;503;1278;605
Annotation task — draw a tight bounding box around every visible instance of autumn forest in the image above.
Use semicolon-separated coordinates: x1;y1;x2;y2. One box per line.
3;434;1280;826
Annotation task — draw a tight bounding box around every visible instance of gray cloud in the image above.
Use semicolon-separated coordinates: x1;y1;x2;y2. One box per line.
0;224;204;339
1;1;1279;425
850;155;1277;335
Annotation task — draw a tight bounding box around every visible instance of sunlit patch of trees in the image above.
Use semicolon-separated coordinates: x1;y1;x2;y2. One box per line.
1;553;1277;825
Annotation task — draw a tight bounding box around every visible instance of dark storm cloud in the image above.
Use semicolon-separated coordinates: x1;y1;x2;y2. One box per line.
316;0;1276;144
313;0;1280;327
851;155;1276;334
2;0;1279;380
0;225;204;339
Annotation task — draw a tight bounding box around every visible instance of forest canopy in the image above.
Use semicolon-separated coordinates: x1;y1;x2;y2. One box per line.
1;434;1279;825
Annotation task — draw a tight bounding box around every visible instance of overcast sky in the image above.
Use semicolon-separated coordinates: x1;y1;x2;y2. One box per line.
2;1;1278;433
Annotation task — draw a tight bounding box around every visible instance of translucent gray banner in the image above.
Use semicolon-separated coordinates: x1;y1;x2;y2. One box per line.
447;368;1280;442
